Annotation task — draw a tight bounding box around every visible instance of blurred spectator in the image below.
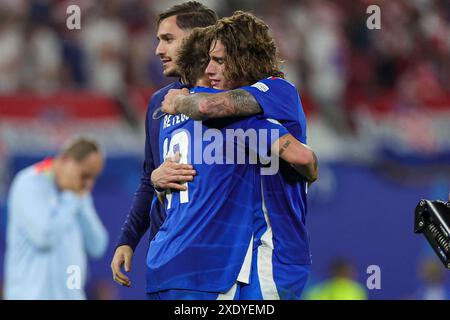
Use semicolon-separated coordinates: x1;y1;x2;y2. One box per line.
24;25;62;94
21;0;62;94
60;29;87;89
411;258;450;300
303;258;368;300
82;0;127;95
3;137;108;299
0;0;447;124
0;6;25;93
122;0;155;88
290;0;349;134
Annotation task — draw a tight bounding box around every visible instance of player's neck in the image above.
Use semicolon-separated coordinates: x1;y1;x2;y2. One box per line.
195;76;211;88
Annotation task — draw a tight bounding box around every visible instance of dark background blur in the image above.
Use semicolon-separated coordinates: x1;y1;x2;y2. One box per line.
0;0;449;299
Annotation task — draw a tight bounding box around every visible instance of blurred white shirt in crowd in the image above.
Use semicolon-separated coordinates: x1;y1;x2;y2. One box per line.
83;17;127;95
24;26;62;94
0;25;24;93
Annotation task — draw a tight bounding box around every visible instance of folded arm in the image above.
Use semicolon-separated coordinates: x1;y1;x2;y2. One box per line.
169;89;263;120
273;134;318;183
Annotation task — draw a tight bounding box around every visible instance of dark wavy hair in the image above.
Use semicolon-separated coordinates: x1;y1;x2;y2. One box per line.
156;1;217;30
177;27;214;87
211;11;284;84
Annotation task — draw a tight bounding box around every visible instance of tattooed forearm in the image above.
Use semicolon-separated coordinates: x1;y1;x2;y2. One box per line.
226;89;263;117
173;94;210;120
174;89;262;120
302;150;318;183
276;135;318;183
279;140;292;156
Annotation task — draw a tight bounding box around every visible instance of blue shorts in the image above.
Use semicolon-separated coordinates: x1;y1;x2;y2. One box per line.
239;245;311;300
146;283;241;300
147;248;310;300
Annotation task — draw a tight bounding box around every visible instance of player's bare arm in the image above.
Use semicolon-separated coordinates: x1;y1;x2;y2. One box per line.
162;89;262;120
273;134;318;183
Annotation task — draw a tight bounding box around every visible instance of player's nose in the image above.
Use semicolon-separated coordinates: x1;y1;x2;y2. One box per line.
205;60;215;76
155;42;165;57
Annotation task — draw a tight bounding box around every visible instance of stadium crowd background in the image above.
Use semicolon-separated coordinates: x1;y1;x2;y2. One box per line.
0;0;449;299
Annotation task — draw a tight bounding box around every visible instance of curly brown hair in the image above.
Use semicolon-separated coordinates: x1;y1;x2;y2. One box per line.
177;26;214;87
211;11;285;84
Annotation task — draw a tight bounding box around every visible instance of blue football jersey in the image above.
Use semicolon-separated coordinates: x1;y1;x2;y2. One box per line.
146;86;289;293
242;77;312;265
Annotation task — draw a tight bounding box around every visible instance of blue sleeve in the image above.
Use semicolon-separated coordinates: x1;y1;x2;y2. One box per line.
190;86;223;94
10;173;81;250
78;195;109;259
241;117;289;161
115;104;155;251
241;78;303;123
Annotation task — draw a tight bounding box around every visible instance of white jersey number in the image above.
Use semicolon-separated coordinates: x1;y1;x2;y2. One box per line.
163;130;190;208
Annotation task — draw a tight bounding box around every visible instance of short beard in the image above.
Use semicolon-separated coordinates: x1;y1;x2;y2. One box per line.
163;67;181;78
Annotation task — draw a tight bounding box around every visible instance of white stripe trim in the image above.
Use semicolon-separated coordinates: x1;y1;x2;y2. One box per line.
216;283;238;300
237;235;253;284
257;178;280;300
266;118;282;126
